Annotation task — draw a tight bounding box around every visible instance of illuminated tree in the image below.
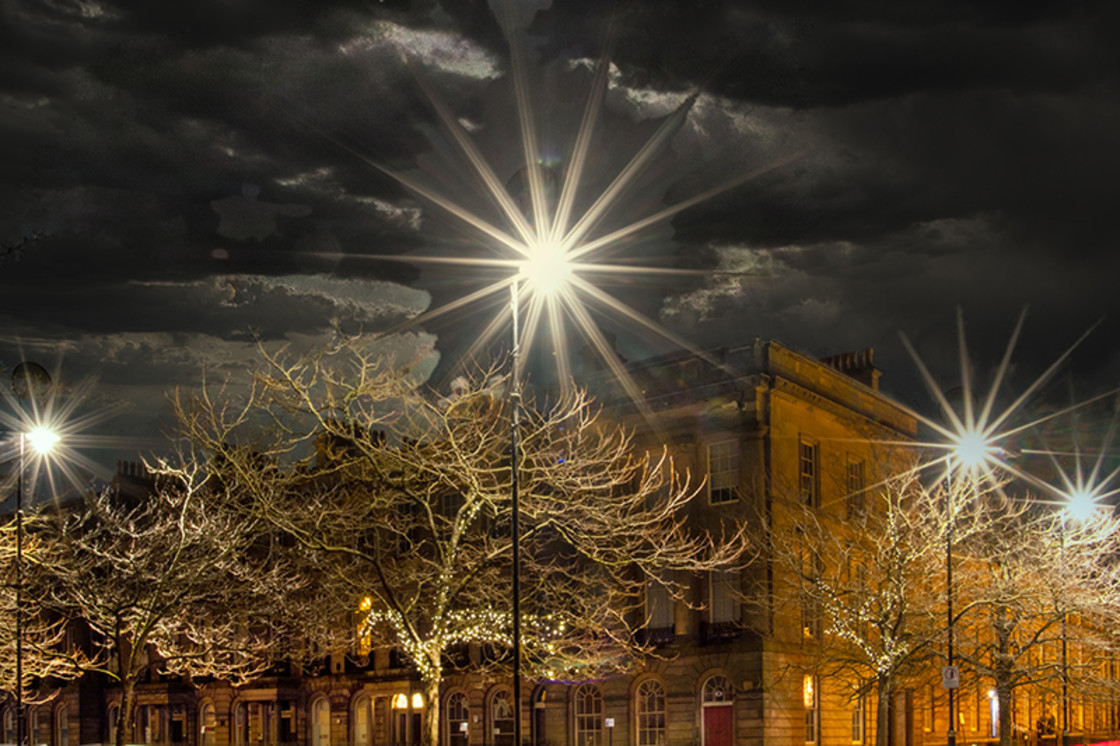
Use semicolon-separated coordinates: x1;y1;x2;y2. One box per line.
0;515;88;701
35;474;299;746
769;469;950;746
951;492;1120;746
171;339;751;746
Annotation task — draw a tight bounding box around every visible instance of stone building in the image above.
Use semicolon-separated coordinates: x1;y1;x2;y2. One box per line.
8;338;1117;746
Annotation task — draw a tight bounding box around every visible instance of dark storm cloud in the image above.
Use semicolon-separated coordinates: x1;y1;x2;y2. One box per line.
2;0;1118;463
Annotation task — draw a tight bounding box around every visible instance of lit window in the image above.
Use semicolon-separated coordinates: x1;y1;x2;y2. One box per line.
804;676;818;744
636;680;666;746
799;440;819;507
708;441;740;504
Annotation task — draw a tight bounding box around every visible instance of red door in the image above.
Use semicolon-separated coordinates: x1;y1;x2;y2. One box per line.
704;706;733;746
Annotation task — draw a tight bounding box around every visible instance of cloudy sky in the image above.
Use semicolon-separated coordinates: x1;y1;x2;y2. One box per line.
2;0;1119;470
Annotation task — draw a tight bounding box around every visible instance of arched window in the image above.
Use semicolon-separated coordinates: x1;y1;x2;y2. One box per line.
311;698;330;746
56;704;70;746
353;695;374;746
491;689;514;746
31;707;49;746
635;680;666;746
199;703;217;746
4;708;15;744
574;684;603;746
702;676;732;704
445;693;468;746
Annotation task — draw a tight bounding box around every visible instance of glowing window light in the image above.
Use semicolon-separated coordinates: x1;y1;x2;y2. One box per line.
392;694;409;710
803;675;815;708
411;693;424;710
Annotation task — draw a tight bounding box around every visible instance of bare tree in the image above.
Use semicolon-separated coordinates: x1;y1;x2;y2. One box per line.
769;470;952;746
35;469;300;746
0;514;89;706
171;340;752;746
952;493;1120;746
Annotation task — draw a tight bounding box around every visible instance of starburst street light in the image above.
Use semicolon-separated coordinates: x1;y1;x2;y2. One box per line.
893;306;1120;746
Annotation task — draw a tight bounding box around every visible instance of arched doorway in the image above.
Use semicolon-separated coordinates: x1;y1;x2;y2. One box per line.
701;675;733;746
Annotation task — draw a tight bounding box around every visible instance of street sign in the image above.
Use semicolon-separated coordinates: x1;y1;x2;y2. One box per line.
942;665;960;689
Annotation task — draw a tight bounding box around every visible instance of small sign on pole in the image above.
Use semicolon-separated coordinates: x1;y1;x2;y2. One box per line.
942;665;960;689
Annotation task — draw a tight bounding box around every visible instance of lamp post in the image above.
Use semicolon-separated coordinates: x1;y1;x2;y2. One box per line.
509;230;572;746
1059;490;1096;746
944;431;994;746
9;362;58;746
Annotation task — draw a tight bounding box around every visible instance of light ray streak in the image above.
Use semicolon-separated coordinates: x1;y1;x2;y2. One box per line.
408;61;538;246
565;151;804;261
293;115;532;258
378;277;518;339
560;293;659;429
568;276;730;374
502;6;550;239
899;308;1110;499
550;49;612;245
559;92;698;253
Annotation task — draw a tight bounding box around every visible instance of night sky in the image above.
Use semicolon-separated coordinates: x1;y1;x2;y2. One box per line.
3;0;1119;469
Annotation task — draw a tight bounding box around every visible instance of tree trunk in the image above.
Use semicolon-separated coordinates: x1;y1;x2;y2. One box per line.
423;674;442;746
115;677;135;746
876;674;893;746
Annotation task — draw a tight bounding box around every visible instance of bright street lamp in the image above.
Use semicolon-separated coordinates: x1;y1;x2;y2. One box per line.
509;229;574;746
9;362;59;746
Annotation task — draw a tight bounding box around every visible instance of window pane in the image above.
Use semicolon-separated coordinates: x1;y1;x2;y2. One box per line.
708;441;740;503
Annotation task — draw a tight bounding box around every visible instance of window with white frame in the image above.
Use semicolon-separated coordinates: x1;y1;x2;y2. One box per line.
708;441;740;504
491;689;514;746
574;684;603;746
799;439;819;507
636;680;666;746
702;675;732;704
446;692;468;746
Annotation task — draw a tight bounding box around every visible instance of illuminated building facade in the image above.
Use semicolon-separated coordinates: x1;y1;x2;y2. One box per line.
8;339;1120;746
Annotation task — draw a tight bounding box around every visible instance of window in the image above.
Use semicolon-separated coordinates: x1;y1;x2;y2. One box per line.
925;684;935;732
846;457;865;518
851;694;865;743
491;689;514;746
446;693;468;746
574;685;603;746
644;578;674;643
310;698;330;746
804;676;818;744
801;549;822;640
799;439;819;507
702;675;732;704
57;704;70;746
636;680;666;746
710;570;741;625
708;441;740;504
3;708;13;745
